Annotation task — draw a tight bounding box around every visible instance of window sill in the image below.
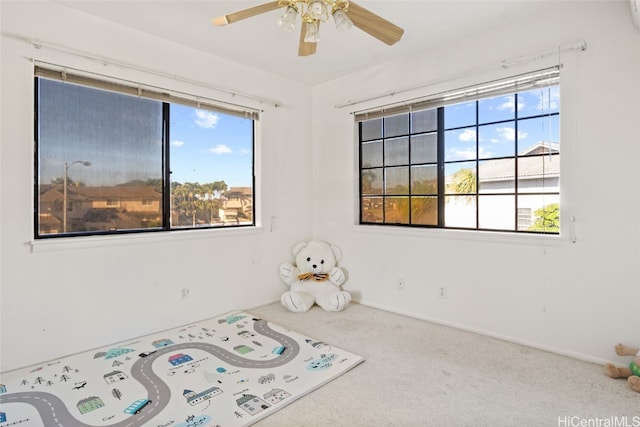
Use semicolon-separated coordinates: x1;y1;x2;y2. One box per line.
353;224;569;247
28;226;264;253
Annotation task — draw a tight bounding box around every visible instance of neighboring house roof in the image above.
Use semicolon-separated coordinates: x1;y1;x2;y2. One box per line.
39;187;65;202
479;155;559;182
39;185;161;200
73;186;161;200
478;142;559;183
226;187;252;196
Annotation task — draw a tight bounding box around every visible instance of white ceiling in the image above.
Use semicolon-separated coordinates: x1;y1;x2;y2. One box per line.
55;0;554;85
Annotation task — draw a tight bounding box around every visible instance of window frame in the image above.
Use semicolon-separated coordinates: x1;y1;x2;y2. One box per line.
357;68;560;235
33;67;258;239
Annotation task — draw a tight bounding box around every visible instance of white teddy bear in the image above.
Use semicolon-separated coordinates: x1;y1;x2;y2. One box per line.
279;240;352;312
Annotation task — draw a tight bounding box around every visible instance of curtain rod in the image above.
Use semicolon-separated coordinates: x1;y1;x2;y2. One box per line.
335;40;587;111
4;33;283;109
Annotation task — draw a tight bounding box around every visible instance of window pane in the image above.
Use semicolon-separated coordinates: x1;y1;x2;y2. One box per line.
361;140;383;168
361;168;383;195
362;197;383;223
37;79;163;236
445;127;476;161
478;195;515;230
479;94;516;123
478;122;516;159
169;104;254;227
445;162;476;195
518;195;559;232
384;137;409;166
518;116;560;153
445;195;476;228
479;159;515;193
518;86;559;118
411;109;437;133
361;118;382;141
411;165;437;195
385;167;409;195
411;196;437;225
357;81;559;235
385;197;409;224
384;114;409;137
444;101;476;129
411;133;437;164
517;154;559;193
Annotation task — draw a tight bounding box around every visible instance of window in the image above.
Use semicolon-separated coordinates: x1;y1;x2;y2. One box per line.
34;67;256;238
358;68;560;234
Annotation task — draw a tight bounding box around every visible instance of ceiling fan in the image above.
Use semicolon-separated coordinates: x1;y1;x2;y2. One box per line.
212;0;404;56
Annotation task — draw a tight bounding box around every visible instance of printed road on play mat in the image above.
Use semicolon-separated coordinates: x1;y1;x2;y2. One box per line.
0;311;364;427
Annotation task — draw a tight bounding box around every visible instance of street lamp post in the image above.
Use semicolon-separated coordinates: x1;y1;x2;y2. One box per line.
63;160;91;233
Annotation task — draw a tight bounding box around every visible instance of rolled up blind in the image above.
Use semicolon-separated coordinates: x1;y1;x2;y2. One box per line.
354;66;560;122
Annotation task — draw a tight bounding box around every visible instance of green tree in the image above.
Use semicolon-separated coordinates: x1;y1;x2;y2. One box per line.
447;168;476;199
528;203;560;232
200;181;227;224
172;182;201;227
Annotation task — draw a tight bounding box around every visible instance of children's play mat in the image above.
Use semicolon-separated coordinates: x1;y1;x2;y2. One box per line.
0;311;364;426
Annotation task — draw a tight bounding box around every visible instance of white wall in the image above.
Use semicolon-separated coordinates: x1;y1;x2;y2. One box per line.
312;1;640;363
0;1;313;371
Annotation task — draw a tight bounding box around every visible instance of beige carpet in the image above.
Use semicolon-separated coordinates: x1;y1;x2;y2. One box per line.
250;302;639;427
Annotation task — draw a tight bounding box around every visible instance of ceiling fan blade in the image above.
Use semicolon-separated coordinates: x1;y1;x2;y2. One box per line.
212;1;281;26
346;1;404;45
298;21;318;56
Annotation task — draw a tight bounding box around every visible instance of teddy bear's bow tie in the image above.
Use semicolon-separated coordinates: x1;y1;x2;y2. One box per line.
298;272;329;282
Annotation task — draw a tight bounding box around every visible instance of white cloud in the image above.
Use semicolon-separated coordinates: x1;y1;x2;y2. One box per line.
239;148;250;155
195;110;220;129
458;129;476;142
171;139;185;147
495;127;528;142
209;144;232;154
448;148;475;160
447;146;494;161
497;97;524;112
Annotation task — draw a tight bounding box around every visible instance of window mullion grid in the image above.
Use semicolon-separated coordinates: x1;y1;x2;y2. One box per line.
162;103;172;230
437;107;445;227
514;93;520;231
474;101;480;231
407;113;412;226
381;119;386;223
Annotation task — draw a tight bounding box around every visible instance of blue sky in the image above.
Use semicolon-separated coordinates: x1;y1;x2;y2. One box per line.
169;104;254;187
444;86;560;163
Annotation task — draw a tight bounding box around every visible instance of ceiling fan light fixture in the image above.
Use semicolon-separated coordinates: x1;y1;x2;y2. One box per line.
277;6;298;32
303;20;320;43
332;8;352;33
307;1;328;20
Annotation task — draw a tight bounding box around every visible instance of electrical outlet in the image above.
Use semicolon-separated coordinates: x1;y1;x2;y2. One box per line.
438;286;447;299
181;287;190;301
397;278;405;290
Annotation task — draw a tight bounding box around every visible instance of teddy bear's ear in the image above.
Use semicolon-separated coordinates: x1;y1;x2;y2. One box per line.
292;241;308;256
331;244;343;262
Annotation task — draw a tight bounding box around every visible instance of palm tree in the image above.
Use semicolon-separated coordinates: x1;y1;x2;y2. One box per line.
200;181;227;224
447;168;476;203
172;182;201;227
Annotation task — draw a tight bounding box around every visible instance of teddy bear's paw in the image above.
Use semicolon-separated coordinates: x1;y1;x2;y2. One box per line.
281;291;313;313
279;263;299;285
317;291;352;312
629;376;640;393
329;267;345;286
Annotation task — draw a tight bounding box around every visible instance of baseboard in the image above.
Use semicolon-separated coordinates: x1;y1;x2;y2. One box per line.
355;299;609;366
